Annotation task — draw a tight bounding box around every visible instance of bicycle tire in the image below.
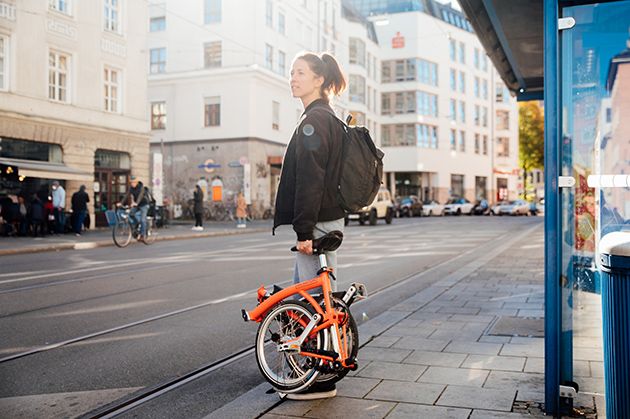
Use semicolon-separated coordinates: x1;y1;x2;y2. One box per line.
255;301;324;393
112;220;132;248
142;217;157;245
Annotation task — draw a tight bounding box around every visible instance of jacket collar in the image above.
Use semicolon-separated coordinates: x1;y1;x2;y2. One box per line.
303;98;330;114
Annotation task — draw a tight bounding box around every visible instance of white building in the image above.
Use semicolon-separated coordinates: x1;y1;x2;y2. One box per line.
147;0;380;215
0;0;149;227
364;1;519;203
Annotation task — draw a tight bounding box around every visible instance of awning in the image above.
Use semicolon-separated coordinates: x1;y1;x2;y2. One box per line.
0;157;92;181
459;0;544;100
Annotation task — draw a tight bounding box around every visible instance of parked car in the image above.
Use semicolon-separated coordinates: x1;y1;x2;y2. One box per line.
530;198;545;216
397;195;423;217
422;200;445;216
491;201;508;215
444;197;474;215
498;199;530;216
472;199;491;215
345;187;395;226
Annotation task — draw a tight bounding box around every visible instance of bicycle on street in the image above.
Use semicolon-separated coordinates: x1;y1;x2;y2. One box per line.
109;205;157;248
241;231;367;394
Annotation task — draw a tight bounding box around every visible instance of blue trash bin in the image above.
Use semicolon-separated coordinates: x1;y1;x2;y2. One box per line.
599;231;630;419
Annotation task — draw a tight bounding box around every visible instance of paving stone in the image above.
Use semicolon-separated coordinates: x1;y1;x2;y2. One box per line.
449;314;496;323
260;414;303;419
515;390;544;403
404;350;467;367
423;320;468;330
366;380;445;404
348;361;371;377
392;336;450;352
523;357;544;374
573;360;591;377
366;336;401;348
469;410;541;418
429;328;485;341
577;377;605;394
444;341;503;356
573;346;603;362
336;376;381;398
590;361;604;378
509;337;543;345
478;309;519;317
436;385;516;411
396;319;424;328
303;396;396;419
500;342;544;358
269;399;321;417
461;355;526;372
357;361;427;382
502;302;544;310
386;403;471;419
408;312;453;321
479;336;511;344
464;301;505;309
382;325;437;338
417;366;489;387
437;307;481;315
358;347;412;363
483;371;544;393
516;309;544;318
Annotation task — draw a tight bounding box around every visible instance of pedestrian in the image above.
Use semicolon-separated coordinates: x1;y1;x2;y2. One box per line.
119;176;149;241
192;184;204;231
71;185;89;236
51;180;66;234
30;194;45;237
271;52;347;400
44;196;55;234
17;195;28;236
236;192;247;228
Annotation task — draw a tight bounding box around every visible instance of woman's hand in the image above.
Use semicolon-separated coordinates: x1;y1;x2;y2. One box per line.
297;240;313;255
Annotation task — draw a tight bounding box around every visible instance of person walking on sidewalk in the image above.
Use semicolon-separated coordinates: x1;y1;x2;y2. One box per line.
235;192;247;228
272;51;347;401
51;181;66;234
71;185;89;236
30;194;45;237
192;184;204;231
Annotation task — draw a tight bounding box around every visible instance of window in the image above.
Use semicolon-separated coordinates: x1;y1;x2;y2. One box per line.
272;11;283;33
474;105;480;126
416;91;438;117
265;44;273;70
349;75;365;103
48;50;69;102
278;50;286;76
104;0;121;33
381;124;436;148
450;99;456;121
381;93;391;115
451;174;464;198
204;96;220;127
381;61;391;83
482;135;488;155
204;0;221;23
0;137;63;163
482;79;488;99
474;48;479;69
474;77;480;97
474;133;480;154
459;131;465;152
482;107;488;127
459;42;465;64
104;67;120;113
450;69;456;91
482;54;488;71
450;129;456;151
0;35;7;91
497;137;510;157
496;110;510;130
266;0;273;27
272;101;280;130
416;124;438;149
367;86;372;110
449;39;456;61
49;0;71;15
459;101;465;123
150;48;166;74
349;38;366;67
495;82;505;102
150;16;165;31
381;59;437;86
151;101;166;129
204;41;222;68
459;71;465;93
367;53;372;78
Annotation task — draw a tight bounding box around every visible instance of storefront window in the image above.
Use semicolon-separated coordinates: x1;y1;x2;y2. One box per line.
0;137;62;163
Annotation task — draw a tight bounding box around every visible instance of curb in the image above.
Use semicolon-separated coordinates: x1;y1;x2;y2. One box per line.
0;227;268;257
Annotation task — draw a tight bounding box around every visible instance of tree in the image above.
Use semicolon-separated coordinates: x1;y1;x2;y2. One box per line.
519;101;545;201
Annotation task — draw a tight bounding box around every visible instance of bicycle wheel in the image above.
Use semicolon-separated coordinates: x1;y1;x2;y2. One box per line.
255;301;324;393
112;220;132;248
142;217;157;245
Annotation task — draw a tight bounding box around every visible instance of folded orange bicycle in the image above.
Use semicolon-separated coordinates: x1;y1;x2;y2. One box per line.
241;231;368;394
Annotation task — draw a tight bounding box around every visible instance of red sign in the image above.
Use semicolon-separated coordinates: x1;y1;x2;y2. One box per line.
392;32;405;49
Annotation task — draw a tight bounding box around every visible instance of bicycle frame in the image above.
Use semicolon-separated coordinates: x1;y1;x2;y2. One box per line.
244;267;357;368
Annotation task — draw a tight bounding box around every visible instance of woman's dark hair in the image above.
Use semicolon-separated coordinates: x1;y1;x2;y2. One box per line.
294;52;347;99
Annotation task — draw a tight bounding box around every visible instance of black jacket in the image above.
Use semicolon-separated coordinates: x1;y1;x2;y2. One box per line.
193;188;204;214
71;190;89;212
124;182;148;206
273;99;345;241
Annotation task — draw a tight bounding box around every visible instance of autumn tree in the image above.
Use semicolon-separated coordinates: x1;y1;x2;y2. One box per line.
519;101;544;201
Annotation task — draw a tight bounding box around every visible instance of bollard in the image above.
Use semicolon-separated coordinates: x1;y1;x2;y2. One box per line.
599;231;630;419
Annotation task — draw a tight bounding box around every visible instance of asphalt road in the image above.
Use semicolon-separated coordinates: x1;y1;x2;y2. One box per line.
0;215;543;418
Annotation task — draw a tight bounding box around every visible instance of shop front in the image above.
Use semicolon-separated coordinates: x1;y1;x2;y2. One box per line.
94;150;131;227
460;0;630;415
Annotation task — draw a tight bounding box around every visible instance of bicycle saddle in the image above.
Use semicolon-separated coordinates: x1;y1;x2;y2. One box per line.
291;230;344;254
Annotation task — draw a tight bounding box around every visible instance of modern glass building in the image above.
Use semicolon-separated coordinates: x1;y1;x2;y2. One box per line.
460;0;630;416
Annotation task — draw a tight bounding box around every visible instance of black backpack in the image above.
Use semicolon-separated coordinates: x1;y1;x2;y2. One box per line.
328;112;384;212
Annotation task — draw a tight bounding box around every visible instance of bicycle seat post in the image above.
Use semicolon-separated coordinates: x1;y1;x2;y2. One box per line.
318;253;328;270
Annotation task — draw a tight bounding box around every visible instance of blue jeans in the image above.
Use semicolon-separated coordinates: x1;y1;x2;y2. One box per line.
133;205;149;236
54;208;65;234
73;210;86;234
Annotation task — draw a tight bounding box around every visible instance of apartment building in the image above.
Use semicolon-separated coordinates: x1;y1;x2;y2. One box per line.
147;0;379;214
0;0;149;227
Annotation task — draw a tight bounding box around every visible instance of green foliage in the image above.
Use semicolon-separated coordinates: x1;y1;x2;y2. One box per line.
519;102;544;201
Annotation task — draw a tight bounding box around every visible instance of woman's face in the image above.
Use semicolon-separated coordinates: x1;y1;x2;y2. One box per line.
290;59;323;99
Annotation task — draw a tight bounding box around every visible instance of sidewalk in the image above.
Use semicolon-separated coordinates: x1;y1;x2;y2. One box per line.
0;220;271;256
209;223;604;418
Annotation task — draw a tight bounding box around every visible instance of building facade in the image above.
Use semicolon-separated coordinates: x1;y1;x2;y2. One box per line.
0;0;149;227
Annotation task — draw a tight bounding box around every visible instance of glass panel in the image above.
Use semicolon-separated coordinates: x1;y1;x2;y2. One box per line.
560;0;630;404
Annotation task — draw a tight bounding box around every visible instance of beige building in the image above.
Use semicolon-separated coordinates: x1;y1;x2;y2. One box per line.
0;0;149;227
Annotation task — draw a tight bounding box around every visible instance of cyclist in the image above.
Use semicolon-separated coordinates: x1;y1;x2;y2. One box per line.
272;52;347;400
118;176;149;240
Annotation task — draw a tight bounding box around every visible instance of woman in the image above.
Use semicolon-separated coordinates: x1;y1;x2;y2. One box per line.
235;192;247;228
192;185;204;231
272;52;347;400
